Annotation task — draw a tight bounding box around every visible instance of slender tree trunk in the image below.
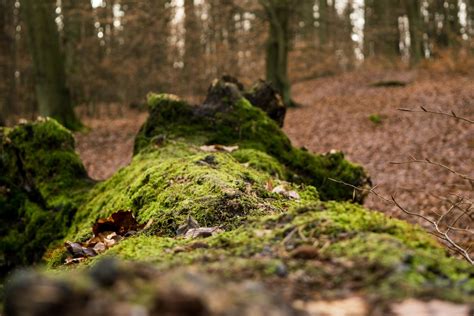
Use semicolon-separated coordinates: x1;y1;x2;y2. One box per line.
261;0;292;106
298;0;316;46
62;0;94;107
364;0;400;59
318;0;328;47
429;0;459;49
22;0;81;129
446;0;461;47
469;0;474;36
0;0;15;124
468;0;474;53
183;0;202;94
404;0;423;64
375;0;400;57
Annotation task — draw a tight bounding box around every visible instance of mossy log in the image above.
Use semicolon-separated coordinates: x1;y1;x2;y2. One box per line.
1;78;473;315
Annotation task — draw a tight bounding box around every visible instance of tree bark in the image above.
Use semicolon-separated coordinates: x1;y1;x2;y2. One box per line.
0;0;15;124
364;0;400;59
22;0;81;130
404;0;423;64
318;0;328;47
183;0;203;94
260;0;292;107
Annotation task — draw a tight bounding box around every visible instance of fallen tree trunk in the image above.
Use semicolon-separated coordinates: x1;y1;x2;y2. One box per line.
1;78;473;315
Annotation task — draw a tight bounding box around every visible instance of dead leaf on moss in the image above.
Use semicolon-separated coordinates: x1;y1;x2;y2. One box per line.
93;210;143;236
65;257;86;265
265;179;274;191
64;241;97;258
272;185;300;200
64;211;144;265
199;144;239;153
177;215;200;236
184;227;223;239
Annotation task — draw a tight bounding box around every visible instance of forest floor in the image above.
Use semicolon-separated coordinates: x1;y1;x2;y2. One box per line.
74;69;473;255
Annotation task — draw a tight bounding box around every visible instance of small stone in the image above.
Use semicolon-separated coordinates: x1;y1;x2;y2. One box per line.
275;262;288;278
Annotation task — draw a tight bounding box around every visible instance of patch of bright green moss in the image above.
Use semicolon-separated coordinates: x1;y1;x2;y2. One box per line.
0;119;92;275
70;201;473;302
133;93;370;202
65;143;316;244
232;148;286;179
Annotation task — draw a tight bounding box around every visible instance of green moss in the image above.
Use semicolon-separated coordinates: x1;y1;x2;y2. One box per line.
232;149;286;179
65;143;317;243
134;91;370;202
69;202;473;302
369;114;383;124
3;84;472;305
0;118;92;275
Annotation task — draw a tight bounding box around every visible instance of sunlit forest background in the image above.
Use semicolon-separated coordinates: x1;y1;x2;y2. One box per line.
0;0;473;124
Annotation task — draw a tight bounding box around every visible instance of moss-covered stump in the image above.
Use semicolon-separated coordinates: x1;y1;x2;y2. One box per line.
0;118;93;276
1;78;473;315
134;77;371;202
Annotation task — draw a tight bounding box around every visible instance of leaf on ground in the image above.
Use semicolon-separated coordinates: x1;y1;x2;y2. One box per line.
93;210;143;236
184;227;223;239
199;144;239;153
176;215;200;236
272;185;300;200
64;210;143;264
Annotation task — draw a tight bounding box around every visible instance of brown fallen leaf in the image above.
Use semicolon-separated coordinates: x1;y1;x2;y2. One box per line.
272;185;300;200
93;242;107;253
265;179;274;192
184;227;223;239
92;210;143;236
64;241;97;258
199;144;239;153
64;211;144;265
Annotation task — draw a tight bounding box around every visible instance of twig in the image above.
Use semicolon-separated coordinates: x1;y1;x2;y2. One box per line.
390;156;474;183
398;106;474;124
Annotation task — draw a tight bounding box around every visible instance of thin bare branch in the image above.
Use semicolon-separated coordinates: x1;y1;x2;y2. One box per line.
390;156;474;183
398;106;474;124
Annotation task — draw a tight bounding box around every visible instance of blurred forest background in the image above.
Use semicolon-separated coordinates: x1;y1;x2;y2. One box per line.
0;0;473;126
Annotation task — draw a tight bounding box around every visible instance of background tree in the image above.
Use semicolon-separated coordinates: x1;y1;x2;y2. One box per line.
365;0;401;59
259;0;293;106
22;0;81;129
0;0;16;125
404;0;423;64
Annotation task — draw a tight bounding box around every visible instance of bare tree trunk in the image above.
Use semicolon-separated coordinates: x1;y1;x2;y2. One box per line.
183;0;202;95
22;0;81;129
0;0;15;124
404;0;423;64
429;0;460;49
260;0;292;107
364;0;400;59
318;0;328;47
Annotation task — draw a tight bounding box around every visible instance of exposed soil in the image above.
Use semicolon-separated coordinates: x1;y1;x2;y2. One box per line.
74;70;473;251
74;110;147;180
